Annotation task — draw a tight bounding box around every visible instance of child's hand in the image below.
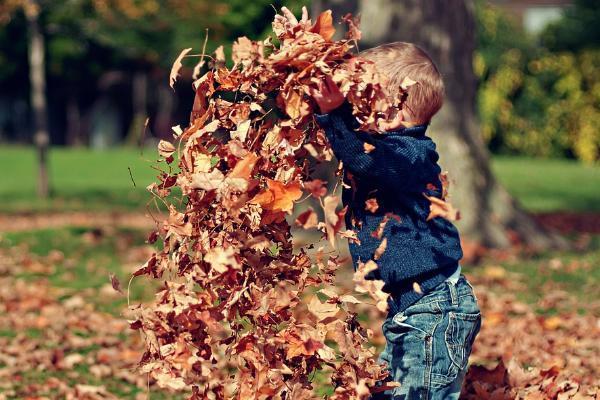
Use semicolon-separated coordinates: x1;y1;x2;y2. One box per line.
377;109;406;132
309;75;345;114
275;6;311;30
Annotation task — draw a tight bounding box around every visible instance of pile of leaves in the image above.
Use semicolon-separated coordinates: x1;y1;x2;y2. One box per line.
461;266;599;399
0;245;147;399
128;9;403;400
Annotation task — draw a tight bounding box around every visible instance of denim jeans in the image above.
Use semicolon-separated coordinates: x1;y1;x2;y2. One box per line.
372;274;481;400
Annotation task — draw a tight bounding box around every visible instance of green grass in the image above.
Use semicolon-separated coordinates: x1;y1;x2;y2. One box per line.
1;147;599;214
1;146;160;213
492;156;600;212
463;236;600;315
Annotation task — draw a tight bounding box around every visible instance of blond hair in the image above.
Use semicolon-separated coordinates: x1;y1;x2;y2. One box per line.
359;42;444;124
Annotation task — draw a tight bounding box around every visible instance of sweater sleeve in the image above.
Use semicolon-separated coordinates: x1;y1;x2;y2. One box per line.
315;109;430;191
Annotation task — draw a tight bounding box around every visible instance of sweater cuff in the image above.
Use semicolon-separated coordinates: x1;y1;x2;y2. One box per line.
314;113;331;129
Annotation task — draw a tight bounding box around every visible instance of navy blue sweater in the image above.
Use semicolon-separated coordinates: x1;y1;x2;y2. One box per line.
315;105;463;315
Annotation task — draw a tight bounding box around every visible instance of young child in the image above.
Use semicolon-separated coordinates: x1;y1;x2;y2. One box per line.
311;42;482;399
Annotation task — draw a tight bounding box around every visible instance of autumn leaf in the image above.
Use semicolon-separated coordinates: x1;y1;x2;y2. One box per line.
353;260;389;313
169;47;192;89
311;10;336;41
109;273;123;294
295;208;319;229
374;237;387;260
307;296;339;321
424;194;460;221
323;195;344;248
363;142;375;153
303;179;328;198
157;140;176;158
365;198;379;213
204;246;241;273
250;179;302;213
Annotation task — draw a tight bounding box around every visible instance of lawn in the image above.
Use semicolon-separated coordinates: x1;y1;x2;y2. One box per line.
0;146;159;213
0;226;597;398
0;147;598;398
491;156;600;212
1;146;599;213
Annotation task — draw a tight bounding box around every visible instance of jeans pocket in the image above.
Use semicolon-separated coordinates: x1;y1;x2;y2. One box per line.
444;311;481;371
383;311;429;345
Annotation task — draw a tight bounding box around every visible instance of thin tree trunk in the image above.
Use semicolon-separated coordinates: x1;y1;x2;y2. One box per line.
26;1;50;198
126;70;148;147
318;0;566;250
154;83;175;140
66;95;83;146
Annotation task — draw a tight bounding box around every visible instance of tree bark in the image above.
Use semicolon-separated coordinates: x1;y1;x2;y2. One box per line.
26;0;50;198
318;0;566;249
126;70;148;147
66;95;83;146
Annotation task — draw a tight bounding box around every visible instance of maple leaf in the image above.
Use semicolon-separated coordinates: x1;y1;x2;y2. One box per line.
373;238;387;260
365;198;379;213
204;246;241;273
424;194;461;221
295;208;319;229
303;179;328;198
157;140;176;159
353;260;389;313
363;142;375;153
311;10;336;41
250;179;302;214
190;168;225;191
307;296;340;321
169;47;192;89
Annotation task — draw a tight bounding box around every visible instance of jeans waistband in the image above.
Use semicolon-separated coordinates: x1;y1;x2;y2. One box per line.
415;275;474;304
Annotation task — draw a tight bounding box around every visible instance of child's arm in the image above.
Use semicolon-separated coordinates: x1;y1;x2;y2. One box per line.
315;108;432;192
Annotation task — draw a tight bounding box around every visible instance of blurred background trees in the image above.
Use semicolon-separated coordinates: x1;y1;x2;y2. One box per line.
0;0;598;248
1;0;597;160
477;0;599;163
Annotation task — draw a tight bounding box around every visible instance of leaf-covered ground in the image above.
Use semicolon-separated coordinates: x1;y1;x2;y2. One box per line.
0;224;597;399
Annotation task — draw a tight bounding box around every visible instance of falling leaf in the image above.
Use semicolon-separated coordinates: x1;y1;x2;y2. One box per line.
109;273;123;294
363;142;375;153
251;179;302;214
169;47;192;89
365;198;379;213
307;296;339;321
157;140;176;158
374;237;387;260
295;208;319;229
311;10;336;41
424;194;460;221
303;179;328;198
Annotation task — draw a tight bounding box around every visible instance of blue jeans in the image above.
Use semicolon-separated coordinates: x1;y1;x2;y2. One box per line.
372;275;481;400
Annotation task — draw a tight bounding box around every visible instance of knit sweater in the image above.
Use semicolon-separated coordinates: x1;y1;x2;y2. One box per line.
315;104;463;316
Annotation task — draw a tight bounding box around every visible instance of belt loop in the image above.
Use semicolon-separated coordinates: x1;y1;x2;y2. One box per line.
448;280;458;306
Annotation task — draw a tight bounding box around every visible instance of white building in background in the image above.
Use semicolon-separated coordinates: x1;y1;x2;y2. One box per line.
490;0;573;34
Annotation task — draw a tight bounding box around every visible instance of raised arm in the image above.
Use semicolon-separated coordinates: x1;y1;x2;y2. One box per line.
316;107;435;192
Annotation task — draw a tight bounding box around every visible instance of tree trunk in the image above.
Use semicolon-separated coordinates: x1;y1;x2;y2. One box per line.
66;95;83;146
126;70;148;147
26;1;50;198
154;83;175;140
318;0;566;250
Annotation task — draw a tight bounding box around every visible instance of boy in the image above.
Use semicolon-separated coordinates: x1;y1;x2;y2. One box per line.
311;41;482;399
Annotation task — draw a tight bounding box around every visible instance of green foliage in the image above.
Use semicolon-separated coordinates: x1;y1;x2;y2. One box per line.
541;0;600;52
475;2;600;163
